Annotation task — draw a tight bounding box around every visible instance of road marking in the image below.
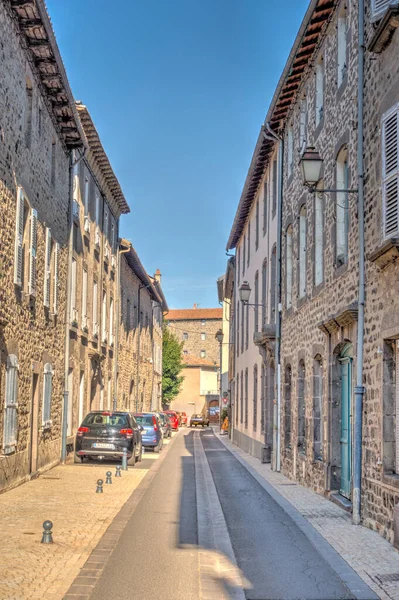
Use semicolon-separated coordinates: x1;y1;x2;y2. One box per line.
194;431;247;600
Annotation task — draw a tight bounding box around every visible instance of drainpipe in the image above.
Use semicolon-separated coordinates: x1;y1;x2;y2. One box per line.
353;0;365;526
61;147;85;464
114;241;131;411
264;123;284;472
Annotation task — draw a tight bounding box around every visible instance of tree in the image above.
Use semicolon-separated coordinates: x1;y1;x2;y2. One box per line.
162;325;184;407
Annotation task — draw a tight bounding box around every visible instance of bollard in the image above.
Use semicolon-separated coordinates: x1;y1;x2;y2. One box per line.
105;471;112;484
115;465;121;478
122;448;128;471
96;479;104;493
41;520;53;544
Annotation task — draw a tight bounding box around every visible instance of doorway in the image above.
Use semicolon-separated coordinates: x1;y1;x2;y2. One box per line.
29;373;39;475
339;345;352;498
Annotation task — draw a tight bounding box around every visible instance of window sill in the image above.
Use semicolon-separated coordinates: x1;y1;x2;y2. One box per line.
383;472;399;488
334;260;348;279
368;5;399;53
41;420;52;431
368;237;399;269
3;445;16;456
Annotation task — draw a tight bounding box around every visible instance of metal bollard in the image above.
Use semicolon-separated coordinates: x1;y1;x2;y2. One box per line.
41;520;53;544
115;465;121;477
122;448;128;471
105;471;112;484
96;479;104;493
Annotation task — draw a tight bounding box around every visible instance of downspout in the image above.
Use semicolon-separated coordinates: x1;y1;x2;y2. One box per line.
264;123;283;472
61;147;85;464
353;0;365;526
114;242;131;410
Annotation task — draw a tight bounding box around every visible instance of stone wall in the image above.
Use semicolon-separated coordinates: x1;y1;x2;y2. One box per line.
167;318;222;364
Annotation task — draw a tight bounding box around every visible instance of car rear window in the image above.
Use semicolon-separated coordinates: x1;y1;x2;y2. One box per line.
135;415;154;426
83;413;129;427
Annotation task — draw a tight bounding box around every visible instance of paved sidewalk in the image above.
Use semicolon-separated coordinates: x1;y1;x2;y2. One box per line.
217;430;399;600
0;437;174;600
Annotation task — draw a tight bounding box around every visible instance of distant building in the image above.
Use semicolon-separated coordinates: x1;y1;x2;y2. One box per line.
171;355;219;421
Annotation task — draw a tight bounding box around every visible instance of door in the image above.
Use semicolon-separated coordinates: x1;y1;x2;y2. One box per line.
340;356;352;498
29;374;39;475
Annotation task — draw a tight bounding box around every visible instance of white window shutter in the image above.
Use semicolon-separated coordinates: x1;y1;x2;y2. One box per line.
371;0;392;20
43;364;53;424
382;105;399;238
44;228;52;307
53;243;59;314
4;355;18;452
396;340;399;473
28;209;38;296
70;258;77;322
14;188;24;286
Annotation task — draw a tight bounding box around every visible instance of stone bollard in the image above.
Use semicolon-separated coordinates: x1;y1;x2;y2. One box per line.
115;465;121;478
105;471;112;484
122;448;128;471
41;520;53;544
96;479;104;494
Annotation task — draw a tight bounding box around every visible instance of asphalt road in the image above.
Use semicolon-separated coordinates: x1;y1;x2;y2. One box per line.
90;428;356;600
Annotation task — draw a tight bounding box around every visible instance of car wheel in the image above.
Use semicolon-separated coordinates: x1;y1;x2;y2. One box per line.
74;453;83;464
128;445;136;466
154;442;161;453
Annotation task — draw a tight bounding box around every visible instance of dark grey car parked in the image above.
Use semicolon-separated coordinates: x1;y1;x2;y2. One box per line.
74;411;142;465
159;412;172;438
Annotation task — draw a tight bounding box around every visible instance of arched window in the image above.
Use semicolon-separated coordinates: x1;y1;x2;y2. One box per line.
261;259;267;327
254;271;259;332
336;146;349;265
286;226;293;308
313;356;323;460
43;363;54;425
315;56;324;126
298;360;306;454
337;4;347;88
270;246;277;322
4;355;19;453
253;365;258;432
299;206;307;298
314;181;324;286
284;365;292;448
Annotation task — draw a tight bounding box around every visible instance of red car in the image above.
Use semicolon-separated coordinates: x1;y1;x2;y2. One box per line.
180;412;188;426
164;411;179;430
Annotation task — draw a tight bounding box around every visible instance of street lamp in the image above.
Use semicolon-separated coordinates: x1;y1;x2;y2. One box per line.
215;328;224;432
299;146;358;195
239;281;251;304
215;328;224;344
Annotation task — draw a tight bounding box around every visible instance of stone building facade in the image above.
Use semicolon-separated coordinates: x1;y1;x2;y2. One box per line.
65;102;130;448
0;0;83;488
165;306;222;364
118;243;167;413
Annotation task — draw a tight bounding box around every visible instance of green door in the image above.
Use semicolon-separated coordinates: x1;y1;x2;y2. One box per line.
340;356;352;498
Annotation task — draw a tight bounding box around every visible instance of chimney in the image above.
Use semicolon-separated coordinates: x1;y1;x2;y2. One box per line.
154;269;161;284
193;303;197;309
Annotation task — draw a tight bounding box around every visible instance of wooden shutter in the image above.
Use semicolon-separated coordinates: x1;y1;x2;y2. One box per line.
44;228;52;307
28;209;38;295
53;243;59;314
14;189;24;286
382;105;399;238
4;355;18;451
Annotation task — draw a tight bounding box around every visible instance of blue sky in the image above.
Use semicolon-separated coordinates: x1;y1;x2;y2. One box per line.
47;0;309;309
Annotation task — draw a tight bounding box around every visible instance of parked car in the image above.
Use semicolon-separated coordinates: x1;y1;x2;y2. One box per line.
190;414;209;428
174;411;182;426
74;411;142;465
164;410;179;431
159;412;172;438
180;412;188;426
134;413;163;452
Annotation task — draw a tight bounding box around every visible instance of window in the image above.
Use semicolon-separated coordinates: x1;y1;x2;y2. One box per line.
261;364;265;433
201;319;206;326
371;0;392;21
103;205;109;237
286;226;293;308
247;222;251;265
241;302;244;353
14;188;26;287
254;271;259;332
102;290;107;342
51;140;56;186
95;194;100;225
70;258;77;324
84;176;89;217
43;228;52;308
270;246;277;323
82;269;88;329
315;57;324;126
201;332;206;341
299;206;307;298
287;126;294;176
245;303;249;349
200;350;206;358
261;260;267;326
111;218;115;251
236;374;239;425
314;185;324;286
272;159;278;217
109;296;114;345
183;332;188;340
284;365;292;449
27;208;38;296
53;242;59;315
255;200;259;250
183;350;188;355
93;280;98;336
237;247;241;284
337;5;347;88
263;181;268;235
240;370;244;424
3;355;18;454
313;356;323;461
243;234;246;276
336;146;349;264
382;103;399;238
236;301;240;357
244;368;248;428
299;95;307;152
383;340;399;473
25;79;32;149
38;106;42;136
298;360;306;455
42;363;53;426
253;365;258;432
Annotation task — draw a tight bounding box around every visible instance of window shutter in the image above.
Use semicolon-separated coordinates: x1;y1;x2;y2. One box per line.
4;355;18;452
82;269;88;320
104;205;108;236
53;243;59;314
44;228;52;307
28;209;38;295
70;258;77;322
382;105;399;238
14;189;24;286
43;364;53;424
371;0;392;19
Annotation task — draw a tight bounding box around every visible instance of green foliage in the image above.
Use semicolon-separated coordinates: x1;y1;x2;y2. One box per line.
162;325;184;406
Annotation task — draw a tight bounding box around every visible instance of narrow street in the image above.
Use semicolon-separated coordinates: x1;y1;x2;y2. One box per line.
66;428;376;600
